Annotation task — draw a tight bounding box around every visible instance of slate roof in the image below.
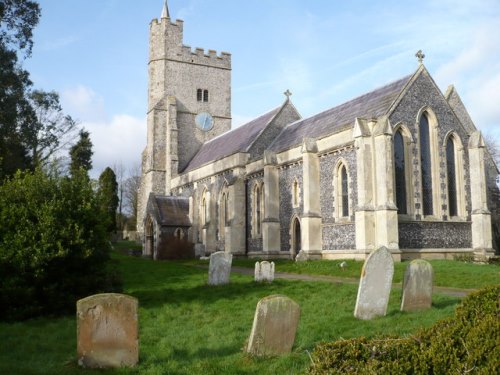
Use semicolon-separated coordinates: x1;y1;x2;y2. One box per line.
183;106;282;172
149;194;190;226
269;74;413;152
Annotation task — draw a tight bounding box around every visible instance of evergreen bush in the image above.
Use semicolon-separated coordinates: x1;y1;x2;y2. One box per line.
0;169;122;320
309;286;500;374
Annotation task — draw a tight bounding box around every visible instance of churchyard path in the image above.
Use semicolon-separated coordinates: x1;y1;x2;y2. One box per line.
192;264;475;297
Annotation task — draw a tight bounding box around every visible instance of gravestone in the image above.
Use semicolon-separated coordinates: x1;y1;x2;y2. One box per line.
208;251;232;285
401;259;433;311
77;293;138;368
354;247;394;320
246;295;300;356
254;261;275;282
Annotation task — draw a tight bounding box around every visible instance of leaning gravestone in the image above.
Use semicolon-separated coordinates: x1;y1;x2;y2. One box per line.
354;247;394;320
401;259;433;312
77;293;138;368
254;261;275;282
208;251;232;285
246;295;300;356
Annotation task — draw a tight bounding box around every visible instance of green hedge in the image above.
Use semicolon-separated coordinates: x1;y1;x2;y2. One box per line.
309;286;500;374
0;169;122;320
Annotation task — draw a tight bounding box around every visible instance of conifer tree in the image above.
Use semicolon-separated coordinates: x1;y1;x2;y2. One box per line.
69;130;93;176
98;167;119;233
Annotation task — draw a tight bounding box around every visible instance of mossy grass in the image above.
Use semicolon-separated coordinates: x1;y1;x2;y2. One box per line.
0;251;489;374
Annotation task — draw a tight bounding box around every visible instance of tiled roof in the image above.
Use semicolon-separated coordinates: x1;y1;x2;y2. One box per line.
269;74;412;152
154;195;190;226
183;106;281;172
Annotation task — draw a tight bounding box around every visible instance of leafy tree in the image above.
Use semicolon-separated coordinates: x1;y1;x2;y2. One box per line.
0;168;121;320
0;1;40;180
69;129;93;176
124;164;141;229
98;167;119;233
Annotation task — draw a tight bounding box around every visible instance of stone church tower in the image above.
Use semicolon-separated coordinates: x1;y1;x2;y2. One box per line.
137;1;232;235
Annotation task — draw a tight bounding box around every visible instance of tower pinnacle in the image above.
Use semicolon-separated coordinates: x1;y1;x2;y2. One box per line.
161;0;170;19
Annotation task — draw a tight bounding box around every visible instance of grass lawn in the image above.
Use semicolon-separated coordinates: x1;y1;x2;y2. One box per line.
1;250;496;375
227;258;500;290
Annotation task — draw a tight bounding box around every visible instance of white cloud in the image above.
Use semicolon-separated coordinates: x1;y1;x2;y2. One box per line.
61;85;107;123
83;115;146;178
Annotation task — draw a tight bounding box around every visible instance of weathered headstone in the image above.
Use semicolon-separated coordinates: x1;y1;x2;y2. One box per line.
194;243;205;257
246;295;300;356
254;261;275;282
354;247;394;320
295;251;308;262
77;293;138;368
208;251;232;285
401;259;433;311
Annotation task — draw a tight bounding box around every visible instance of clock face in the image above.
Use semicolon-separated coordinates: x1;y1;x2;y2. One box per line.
195;112;214;132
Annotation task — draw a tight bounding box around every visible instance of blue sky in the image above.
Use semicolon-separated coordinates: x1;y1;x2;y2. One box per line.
25;0;500;177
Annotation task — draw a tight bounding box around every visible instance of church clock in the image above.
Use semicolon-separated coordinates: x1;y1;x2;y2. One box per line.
195;112;214;131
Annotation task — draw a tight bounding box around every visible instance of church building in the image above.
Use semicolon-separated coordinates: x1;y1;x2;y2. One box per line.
137;2;499;261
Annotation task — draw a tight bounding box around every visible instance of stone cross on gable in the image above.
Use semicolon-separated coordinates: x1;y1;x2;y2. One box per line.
415;50;425;64
284;89;292;99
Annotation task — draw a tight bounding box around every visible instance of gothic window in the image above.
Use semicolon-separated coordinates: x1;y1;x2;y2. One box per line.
203;89;209;102
419;113;433;215
341;166;349;218
197;89;203;102
446;138;458;217
292;179;299;208
201;189;209;227
252;183;264;237
219;188;229;239
394;130;407;214
334;161;350;220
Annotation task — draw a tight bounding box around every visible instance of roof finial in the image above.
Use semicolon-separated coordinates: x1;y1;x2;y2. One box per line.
284;89;292;100
415;50;425;64
161;0;170;19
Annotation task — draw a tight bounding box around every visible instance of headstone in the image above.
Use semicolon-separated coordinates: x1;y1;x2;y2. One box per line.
401;259;433;311
246;295;300;356
354;247;394;320
208;251;232;285
194;243;205;257
254;261;275;282
295;251;308;262
77;293;138;368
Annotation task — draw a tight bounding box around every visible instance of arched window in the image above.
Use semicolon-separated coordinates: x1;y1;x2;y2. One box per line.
446;138;458;217
292;179;299;208
200;189;209;227
394;130;407;214
419;113;433;215
341;166;349;217
252;183;264;237
219;189;229;239
256;186;261;235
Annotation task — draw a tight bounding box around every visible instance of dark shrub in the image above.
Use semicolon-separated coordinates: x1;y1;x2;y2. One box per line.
0;169;122;320
309;286;500;375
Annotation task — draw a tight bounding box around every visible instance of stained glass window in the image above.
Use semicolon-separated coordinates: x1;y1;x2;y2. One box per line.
394;131;407;214
420;114;433;215
447;138;458;217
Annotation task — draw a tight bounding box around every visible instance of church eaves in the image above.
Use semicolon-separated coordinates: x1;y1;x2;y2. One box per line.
268;74;413;153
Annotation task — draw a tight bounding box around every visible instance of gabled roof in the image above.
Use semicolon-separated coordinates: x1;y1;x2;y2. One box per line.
148;194;190;227
269;74;413;152
182;105;282;172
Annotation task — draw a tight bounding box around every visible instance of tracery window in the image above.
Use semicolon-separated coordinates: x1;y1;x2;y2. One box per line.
252;183;264;237
292;179;299;208
419;113;433;216
394;130;407;214
341;166;349;218
446;138;458;217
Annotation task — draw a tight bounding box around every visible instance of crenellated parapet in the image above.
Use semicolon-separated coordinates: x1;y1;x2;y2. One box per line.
149;17;231;69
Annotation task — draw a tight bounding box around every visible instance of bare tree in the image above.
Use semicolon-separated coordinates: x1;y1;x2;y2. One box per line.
123;163;141;230
484;131;500;167
112;162;126;230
